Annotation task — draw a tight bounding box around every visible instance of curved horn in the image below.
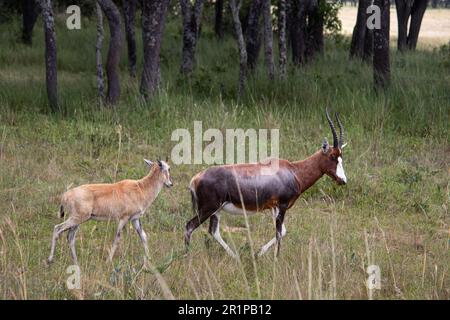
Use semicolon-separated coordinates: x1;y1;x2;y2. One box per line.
335;112;344;148
326;108;338;148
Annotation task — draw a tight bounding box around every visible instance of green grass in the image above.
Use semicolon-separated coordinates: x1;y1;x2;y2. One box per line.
0;12;449;299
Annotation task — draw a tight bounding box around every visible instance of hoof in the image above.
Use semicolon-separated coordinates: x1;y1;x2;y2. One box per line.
256;249;265;258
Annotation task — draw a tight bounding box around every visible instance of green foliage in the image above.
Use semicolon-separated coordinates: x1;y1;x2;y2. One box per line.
0;0;18;23
321;0;343;36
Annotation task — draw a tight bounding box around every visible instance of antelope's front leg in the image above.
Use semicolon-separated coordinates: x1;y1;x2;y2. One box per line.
132;218;149;260
275;209;286;257
257;208;287;257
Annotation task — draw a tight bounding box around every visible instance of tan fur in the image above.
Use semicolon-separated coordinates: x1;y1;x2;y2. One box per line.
61;166;164;223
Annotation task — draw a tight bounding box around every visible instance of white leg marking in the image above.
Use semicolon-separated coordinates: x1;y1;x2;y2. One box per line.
258;224;286;256
67;226;79;265
258;208;287;257
211;213;238;259
336;157;347;183
132;219;149;259
48;219;77;263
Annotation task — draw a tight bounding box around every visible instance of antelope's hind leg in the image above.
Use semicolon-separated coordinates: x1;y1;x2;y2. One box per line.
67;225;80;265
208;214;238;259
184;208;216;252
48;218;78;264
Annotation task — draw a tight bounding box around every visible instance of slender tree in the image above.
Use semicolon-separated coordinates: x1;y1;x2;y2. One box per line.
262;0;275;80
289;0;308;65
278;0;287;78
37;0;58;112
246;0;263;70
123;0;137;77
180;0;204;74
406;0;428;50
95;1;105;104
289;0;325;64
214;0;224;39
373;0;390;89
229;0;247;98
395;0;428;51
306;0;324;59
98;0;122;106
140;0;170;99
350;0;371;59
22;0;38;45
362;3;374;62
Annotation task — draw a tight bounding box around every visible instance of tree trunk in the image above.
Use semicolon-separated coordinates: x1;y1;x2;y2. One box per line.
363;1;374;62
395;0;412;51
246;0;263;70
98;0;122;106
286;0;292;52
215;0;223;39
350;0;370;58
262;0;275;80
95;2;105;104
229;0;247;98
278;0;287;79
180;0;204;74
306;0;324;60
290;0;307;65
407;0;428;50
395;0;428;51
363;28;373;62
140;0;170;99
123;0;137;78
22;0;39;45
37;0;58;112
373;0;390;89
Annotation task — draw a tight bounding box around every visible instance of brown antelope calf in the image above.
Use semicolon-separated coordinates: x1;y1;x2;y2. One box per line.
185;109;347;258
47;160;173;265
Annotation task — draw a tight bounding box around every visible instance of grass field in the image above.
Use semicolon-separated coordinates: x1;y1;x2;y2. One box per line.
0;7;449;299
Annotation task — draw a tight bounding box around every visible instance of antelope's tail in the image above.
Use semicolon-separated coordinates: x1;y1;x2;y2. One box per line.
190;188;198;216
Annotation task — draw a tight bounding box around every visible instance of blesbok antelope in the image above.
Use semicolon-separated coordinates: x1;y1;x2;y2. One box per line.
47;159;173;265
185;109;347;258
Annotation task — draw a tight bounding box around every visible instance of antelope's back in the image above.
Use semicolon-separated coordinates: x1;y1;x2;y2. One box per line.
193;160;300;210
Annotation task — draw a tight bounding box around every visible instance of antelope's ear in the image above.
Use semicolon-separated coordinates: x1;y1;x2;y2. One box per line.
322;137;329;154
165;155;169;163
144;159;153;166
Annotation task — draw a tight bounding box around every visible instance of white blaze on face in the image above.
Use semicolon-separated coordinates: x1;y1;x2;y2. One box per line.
336;157;347;183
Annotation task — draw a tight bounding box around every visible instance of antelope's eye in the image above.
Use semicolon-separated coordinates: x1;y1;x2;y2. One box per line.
331;155;337;161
